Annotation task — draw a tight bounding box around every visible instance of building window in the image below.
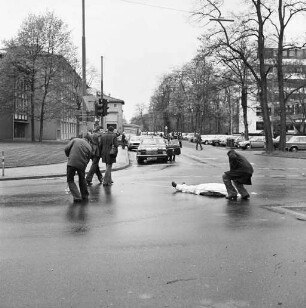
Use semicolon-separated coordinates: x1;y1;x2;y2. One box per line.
256;122;264;130
297;49;304;59
14;122;26;138
114;104;117;108
289;49;296;58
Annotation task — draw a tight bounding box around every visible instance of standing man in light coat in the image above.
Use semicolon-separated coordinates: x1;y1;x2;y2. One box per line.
100;126;118;186
65;134;92;202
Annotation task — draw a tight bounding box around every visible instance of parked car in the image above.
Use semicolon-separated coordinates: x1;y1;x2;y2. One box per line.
285;135;306;152
272;135;293;149
239;136;266;149
234;136;245;148
182;133;189;140
211;135;233;146
127;135;142;151
201;135;217;145
186;133;195;142
166;138;181;156
220;135;236;147
136;137;168;164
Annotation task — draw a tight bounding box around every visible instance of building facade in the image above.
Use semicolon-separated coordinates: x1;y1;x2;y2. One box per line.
239;47;306;136
83;92;125;133
0;49;82;141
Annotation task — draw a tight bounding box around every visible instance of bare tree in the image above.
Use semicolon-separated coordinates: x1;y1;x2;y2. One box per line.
193;0;275;151
268;0;306;150
3;11;78;142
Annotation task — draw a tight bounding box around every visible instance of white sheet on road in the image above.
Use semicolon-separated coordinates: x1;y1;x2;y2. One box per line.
174;182;228;197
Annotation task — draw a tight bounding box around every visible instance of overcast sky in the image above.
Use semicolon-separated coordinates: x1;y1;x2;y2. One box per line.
1;0;305;122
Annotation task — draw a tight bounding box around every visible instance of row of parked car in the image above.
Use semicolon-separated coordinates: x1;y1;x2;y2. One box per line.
185;132;306;151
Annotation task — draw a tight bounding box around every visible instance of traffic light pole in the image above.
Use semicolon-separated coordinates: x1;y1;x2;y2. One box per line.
100;56;104;128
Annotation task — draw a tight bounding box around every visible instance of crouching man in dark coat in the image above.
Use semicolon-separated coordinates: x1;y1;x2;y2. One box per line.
222;149;254;200
65;134;92;202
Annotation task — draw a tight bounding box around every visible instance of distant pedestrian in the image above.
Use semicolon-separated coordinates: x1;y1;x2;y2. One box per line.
86;128;103;185
222;149;254;200
195;133;203;150
64;134;92;202
100;126;118;186
178;133;182;148
121;132;127;149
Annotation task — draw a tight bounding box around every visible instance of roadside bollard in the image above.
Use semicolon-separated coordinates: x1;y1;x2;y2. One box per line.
2;151;4;177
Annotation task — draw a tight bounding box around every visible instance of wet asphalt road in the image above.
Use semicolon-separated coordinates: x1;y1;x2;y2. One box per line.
0;144;306;308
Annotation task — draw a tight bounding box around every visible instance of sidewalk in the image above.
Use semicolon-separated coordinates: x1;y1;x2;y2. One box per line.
0;146;130;181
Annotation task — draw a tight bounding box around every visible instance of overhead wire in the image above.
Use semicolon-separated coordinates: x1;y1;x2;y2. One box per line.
117;0;192;13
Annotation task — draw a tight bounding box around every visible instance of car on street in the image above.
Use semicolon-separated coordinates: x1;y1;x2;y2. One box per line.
136;137;168;164
186;133;195;142
127;135;142;151
166;138;181;156
201;135;216;145
181;133;189;140
219;135;237;147
211;135;234;146
239;136;266;149
285;135;306;151
272;135;293;149
234;135;245;148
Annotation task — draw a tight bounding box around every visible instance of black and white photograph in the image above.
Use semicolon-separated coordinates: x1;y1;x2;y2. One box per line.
1;1;306;307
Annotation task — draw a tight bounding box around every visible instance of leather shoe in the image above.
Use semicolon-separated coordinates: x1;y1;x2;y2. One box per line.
226;195;237;201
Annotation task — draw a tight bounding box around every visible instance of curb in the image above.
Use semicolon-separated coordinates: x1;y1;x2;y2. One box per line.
0;150;130;182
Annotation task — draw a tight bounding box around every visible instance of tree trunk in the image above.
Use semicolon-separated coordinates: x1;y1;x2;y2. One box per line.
277;0;287;151
39;103;45;142
30;80;35;142
241;85;249;140
256;1;274;152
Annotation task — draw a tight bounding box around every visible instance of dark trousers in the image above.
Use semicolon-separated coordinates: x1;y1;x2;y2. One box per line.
86;156;103;182
196;141;202;150
222;173;249;198
67;165;88;200
103;163;113;185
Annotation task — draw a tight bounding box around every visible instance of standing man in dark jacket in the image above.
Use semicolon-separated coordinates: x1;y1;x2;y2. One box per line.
86;128;103;185
65;134;92;202
100;126;118;186
222;149;254;200
195;133;203;150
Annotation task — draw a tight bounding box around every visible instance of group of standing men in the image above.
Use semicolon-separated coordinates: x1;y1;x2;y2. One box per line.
64;126;118;202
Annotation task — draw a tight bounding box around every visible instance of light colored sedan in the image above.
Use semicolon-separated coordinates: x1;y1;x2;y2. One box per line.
239;136;266;149
127;135;142;151
285;135;306;152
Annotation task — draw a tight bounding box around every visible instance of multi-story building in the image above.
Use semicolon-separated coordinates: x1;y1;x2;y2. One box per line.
239;47;306;136
0;49;82;141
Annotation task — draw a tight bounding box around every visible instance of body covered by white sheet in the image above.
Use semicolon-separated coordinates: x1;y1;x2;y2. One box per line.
175;183;228;197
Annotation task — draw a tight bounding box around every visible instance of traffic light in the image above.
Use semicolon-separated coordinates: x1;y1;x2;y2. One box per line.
102;98;109;116
95;99;103;117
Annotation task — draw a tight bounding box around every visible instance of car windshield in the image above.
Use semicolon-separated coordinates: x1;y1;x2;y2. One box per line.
141;138;164;145
130;136;141;141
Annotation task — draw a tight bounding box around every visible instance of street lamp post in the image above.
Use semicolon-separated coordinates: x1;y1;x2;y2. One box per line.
81;0;87;137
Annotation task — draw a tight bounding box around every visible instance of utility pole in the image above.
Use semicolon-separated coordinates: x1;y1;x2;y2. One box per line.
101;56;104;128
81;0;87;136
82;0;86;97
